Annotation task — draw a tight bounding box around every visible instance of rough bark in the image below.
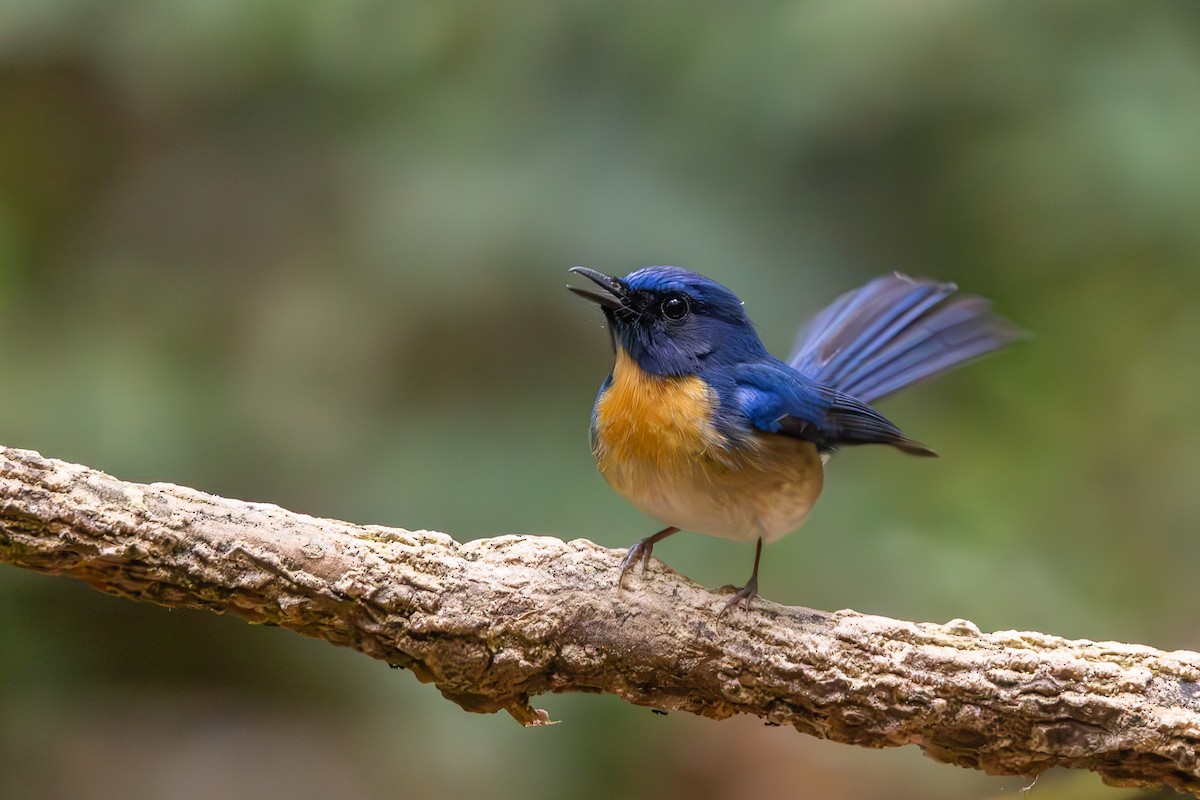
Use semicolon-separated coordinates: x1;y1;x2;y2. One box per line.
1;445;1197;793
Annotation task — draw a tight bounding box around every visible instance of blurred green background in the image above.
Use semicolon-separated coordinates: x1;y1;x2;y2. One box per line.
2;2;1198;798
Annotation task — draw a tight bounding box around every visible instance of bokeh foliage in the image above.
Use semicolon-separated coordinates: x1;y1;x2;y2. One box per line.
1;2;1198;799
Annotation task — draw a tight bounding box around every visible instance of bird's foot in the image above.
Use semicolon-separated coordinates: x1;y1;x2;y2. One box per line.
617;526;679;589
719;576;759;617
617;539;654;588
718;536;764;616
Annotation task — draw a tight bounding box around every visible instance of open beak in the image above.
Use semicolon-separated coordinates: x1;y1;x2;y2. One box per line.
567;266;626;310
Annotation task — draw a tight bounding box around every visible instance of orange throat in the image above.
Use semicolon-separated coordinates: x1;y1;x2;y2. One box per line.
593;348;725;466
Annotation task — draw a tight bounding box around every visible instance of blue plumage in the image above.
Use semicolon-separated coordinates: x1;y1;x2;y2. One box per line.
606;266;770;375
568;265;1021;612
789;273;1021;404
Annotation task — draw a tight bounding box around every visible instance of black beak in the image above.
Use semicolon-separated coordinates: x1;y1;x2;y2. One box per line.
567;266;626;310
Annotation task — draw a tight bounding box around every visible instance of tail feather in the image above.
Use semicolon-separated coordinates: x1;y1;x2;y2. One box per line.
790;273;1023;404
843;310;1016;402
814;282;952;389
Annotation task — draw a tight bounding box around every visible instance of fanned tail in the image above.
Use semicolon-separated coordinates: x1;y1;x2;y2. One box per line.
789;273;1023;404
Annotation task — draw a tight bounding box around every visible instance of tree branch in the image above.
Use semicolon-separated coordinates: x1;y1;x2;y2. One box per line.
1;446;1197;793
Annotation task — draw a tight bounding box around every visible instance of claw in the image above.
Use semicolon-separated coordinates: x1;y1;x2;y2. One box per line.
618;540;651;587
718;536;763;617
719;580;759;616
616;526;679;589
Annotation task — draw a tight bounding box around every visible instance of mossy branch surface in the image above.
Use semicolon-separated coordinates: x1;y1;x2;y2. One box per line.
1;446;1197;793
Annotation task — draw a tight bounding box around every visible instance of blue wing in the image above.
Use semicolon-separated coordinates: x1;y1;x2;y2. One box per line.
728;359;935;456
788;273;1023;404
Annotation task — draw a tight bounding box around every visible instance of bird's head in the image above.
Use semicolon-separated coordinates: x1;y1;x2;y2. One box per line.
568;266;768;376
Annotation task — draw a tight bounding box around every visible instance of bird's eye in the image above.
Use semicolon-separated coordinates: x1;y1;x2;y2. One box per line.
660;294;690;320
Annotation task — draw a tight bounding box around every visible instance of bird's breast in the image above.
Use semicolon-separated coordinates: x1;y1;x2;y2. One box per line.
593;348;727;465
591;349;823;542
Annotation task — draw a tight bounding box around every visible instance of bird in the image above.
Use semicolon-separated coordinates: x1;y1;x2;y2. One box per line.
567;265;1022;614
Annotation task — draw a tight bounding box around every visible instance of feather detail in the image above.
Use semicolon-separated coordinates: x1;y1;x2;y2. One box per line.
789;273;1024;404
729;359;934;456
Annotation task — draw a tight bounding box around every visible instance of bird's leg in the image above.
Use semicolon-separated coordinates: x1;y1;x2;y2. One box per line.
618;526;679;587
720;537;763;616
